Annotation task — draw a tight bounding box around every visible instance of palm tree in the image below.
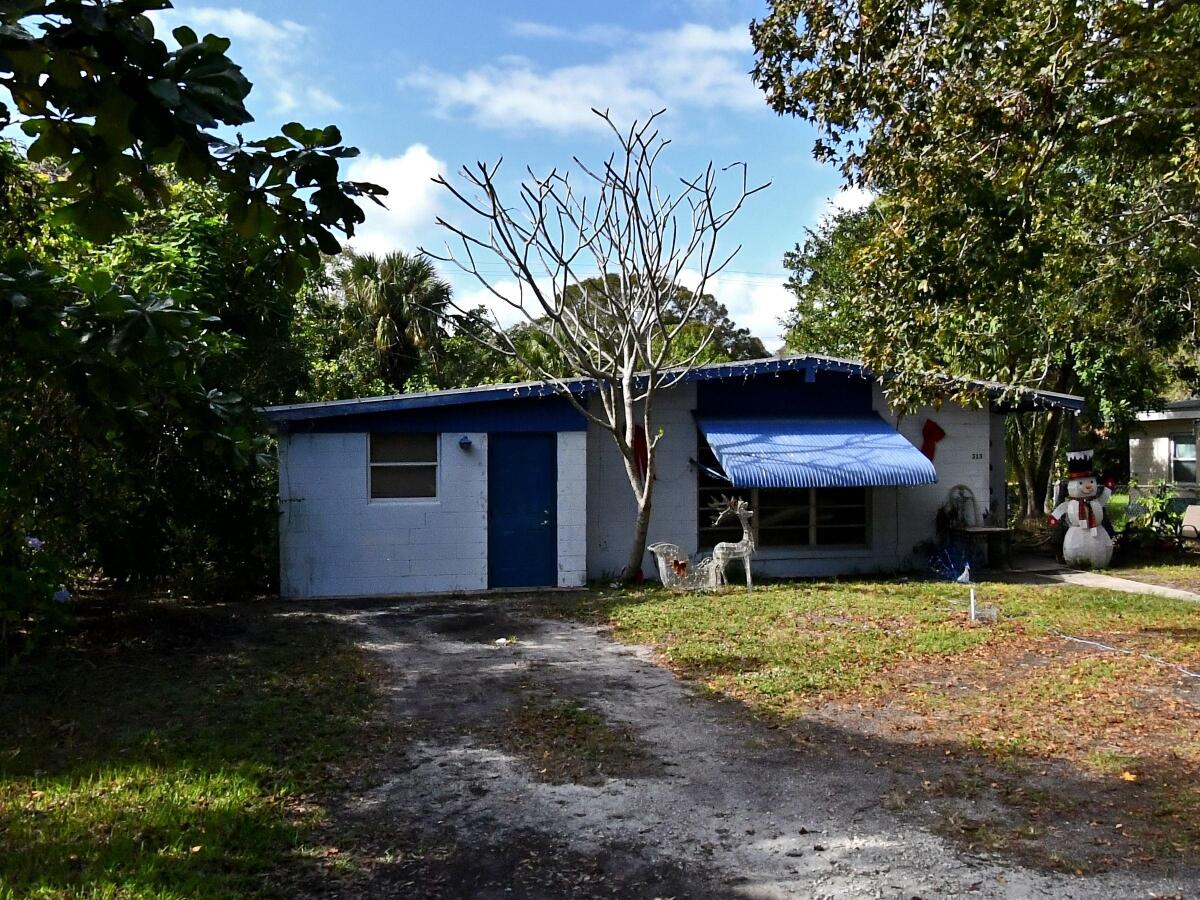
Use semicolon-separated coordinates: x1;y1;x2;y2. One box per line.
341;250;452;390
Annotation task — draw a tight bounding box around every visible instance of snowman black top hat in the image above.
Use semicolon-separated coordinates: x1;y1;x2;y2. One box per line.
1066;449;1095;480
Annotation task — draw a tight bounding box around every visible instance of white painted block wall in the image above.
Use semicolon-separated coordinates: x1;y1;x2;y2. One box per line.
1129;421;1174;484
584;382;997;581
585;385;700;580
989;411;1008;524
881;389;996;568
556;431;588;587
279;431;489;598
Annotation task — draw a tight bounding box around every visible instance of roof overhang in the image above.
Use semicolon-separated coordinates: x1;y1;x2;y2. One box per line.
259;353;1085;426
1137;409;1200;422
260;377;594;426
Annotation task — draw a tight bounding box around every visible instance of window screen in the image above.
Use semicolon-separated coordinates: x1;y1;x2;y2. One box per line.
370;433;438;498
1172;433;1196;483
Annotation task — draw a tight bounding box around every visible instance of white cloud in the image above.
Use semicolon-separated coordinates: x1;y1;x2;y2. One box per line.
509;21;627;45
148;6;341;115
451;276;535;330
345;145;446;257
445;267;792;349
402;23;760;134
812;185;874;226
680;269;793;349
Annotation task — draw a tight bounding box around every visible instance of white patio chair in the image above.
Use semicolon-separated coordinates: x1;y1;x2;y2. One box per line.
1178;504;1200;546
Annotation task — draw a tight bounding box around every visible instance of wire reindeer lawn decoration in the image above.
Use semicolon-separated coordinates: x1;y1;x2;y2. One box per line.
710;495;756;592
647;495;756;593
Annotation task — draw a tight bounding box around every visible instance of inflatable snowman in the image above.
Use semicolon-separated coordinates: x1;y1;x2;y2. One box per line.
1048;449;1113;569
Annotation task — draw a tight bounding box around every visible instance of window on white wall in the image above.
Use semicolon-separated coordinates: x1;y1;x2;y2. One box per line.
696;439;869;549
370;433;438;498
1171;432;1196;483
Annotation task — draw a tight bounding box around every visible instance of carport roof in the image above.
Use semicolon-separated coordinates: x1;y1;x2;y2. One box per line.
259;353;1085;425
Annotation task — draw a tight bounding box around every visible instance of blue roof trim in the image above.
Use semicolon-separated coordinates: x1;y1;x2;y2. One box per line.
292;396;586;434
261;378;594;423
260;354;1085;424
679;355;869;383
697;415;939;489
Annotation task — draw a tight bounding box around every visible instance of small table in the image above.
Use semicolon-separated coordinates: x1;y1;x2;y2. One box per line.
951;526;1013;569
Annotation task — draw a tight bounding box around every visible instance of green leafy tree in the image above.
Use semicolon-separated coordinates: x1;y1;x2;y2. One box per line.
490;275;768;378
295;251;479;399
405;309;522;391
0;0;385;651
753;0;1200;516
661;285;767;364
292;268;392;402
2;0;383;269
781;207;875;359
340;251;452;390
1;156;310;599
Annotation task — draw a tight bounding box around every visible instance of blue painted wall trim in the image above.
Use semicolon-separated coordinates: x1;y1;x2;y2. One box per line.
289;396;586;434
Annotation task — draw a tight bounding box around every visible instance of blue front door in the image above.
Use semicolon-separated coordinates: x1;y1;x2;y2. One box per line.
488;433;557;588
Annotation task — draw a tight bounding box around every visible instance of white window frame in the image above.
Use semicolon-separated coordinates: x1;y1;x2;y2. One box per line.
368;433;440;502
1170;431;1197;484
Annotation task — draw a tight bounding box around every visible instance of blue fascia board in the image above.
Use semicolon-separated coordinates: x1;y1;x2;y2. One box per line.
262;378;594;424
293;396;587;434
259;353;1084;426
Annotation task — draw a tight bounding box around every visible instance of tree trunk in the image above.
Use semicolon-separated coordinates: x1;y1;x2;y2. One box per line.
619;385;658;582
1010;408;1064;519
1027;407;1064;517
1007;361;1075;521
1013;465;1030;521
623;486;654;581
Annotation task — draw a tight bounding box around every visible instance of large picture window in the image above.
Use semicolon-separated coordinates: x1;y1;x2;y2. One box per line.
1171;432;1197;483
697;438;868;549
370;433;438;499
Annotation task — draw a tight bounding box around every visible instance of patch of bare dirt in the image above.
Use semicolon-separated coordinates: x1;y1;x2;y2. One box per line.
481;688;662;786
800;636;1200;871
291;597;1198;898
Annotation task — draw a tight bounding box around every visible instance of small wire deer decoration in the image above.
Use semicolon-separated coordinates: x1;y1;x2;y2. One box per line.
709;495;756;591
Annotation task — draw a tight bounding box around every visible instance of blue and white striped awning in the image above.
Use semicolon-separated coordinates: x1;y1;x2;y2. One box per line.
697;416;938;489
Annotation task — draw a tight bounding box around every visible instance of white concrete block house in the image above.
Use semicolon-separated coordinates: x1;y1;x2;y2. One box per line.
261;355;1084;599
1129;399;1200;497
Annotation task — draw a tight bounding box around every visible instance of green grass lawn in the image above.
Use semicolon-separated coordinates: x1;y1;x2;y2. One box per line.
0;597;381;899
541;579;1199;708
535;578;1200;864
1107;492;1130;529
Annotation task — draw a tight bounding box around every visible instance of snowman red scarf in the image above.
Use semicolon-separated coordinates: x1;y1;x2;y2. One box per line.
1077;498;1098;529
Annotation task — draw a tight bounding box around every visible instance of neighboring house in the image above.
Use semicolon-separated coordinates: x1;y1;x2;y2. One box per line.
1129;400;1200;497
261;354;1084;599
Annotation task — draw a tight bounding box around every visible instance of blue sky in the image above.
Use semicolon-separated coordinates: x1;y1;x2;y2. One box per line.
149;1;869;346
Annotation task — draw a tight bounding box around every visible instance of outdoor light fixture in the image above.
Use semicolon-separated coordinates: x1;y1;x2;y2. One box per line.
458;435;473;450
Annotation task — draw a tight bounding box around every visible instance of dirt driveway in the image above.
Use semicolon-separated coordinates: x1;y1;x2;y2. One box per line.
321;598;1193;899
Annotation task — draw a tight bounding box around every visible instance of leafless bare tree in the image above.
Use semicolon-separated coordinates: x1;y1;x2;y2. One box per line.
424;109;766;580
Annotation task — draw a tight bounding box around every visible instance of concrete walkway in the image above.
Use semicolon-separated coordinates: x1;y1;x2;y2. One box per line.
1003;555;1200;602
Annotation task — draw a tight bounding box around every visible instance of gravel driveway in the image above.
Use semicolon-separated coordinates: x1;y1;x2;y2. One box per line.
322;598;1193;899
